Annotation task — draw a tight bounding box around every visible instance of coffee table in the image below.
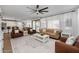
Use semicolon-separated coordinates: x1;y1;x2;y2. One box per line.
33;33;49;43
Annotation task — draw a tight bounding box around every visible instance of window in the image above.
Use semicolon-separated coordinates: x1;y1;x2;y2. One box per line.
48;20;60;29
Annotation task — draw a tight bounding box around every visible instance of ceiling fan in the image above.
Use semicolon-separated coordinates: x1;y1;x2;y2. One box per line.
26;5;48;15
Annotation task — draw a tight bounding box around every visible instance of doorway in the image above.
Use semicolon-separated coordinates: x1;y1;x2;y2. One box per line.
32;20;40;32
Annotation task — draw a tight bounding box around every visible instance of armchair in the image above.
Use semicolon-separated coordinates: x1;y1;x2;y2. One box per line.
11;27;23;38
27;28;36;34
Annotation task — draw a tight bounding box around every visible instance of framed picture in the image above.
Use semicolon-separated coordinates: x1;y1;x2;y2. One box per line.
66;18;72;27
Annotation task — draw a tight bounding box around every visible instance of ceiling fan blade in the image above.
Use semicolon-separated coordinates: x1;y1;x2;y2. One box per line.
36;5;39;9
26;10;36;12
26;7;35;11
28;12;36;15
40;11;48;12
39;7;48;11
40;12;44;14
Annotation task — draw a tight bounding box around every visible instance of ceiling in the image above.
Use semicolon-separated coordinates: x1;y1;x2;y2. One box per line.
0;5;79;21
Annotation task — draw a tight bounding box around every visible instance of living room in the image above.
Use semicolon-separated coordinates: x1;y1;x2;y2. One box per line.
0;5;79;53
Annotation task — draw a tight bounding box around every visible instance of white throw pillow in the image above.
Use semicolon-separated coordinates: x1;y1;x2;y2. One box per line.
30;29;33;32
15;30;19;33
66;36;76;45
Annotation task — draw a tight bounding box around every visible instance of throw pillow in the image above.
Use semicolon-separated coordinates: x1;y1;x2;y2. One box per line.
66;36;76;45
30;29;33;32
42;29;46;32
15;30;19;33
54;30;57;34
74;36;79;48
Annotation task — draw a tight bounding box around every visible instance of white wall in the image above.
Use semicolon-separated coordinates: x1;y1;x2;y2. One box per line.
23;20;32;28
40;18;47;29
7;21;17;27
2;21;17;27
17;22;23;30
3;11;77;36
0;8;3;53
72;11;78;36
40;14;62;29
46;16;60;29
2;21;24;31
61;11;78;36
77;9;79;36
1;9;78;36
59;12;73;35
40;11;78;36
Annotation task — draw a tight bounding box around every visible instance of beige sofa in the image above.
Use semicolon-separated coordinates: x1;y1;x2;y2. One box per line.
40;29;61;39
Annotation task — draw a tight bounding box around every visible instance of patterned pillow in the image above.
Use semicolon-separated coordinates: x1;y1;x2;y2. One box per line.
66;36;76;45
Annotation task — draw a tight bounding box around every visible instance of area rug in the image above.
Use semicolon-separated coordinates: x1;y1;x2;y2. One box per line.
10;35;55;53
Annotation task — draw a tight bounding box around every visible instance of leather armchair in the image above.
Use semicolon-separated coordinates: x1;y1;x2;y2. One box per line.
11;27;23;38
27;28;36;34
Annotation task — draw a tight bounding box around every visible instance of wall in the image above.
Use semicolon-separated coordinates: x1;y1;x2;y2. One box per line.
2;21;17;27
59;12;73;35
1;9;78;36
40;18;47;29
2;11;78;36
6;21;17;27
17;22;23;30
72;11;78;36
46;16;60;29
0;8;3;53
2;21;24;31
23;20;32;28
77;9;79;36
60;11;78;36
40;11;78;36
